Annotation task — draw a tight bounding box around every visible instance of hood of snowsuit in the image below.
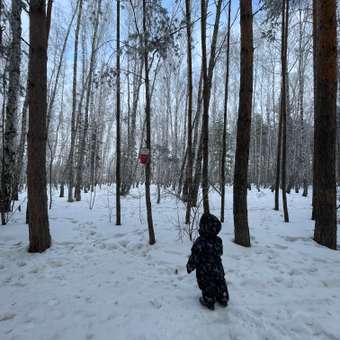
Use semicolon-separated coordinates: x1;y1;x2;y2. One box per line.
198;213;222;237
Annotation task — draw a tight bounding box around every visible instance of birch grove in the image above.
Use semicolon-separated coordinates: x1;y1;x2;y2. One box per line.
0;0;338;251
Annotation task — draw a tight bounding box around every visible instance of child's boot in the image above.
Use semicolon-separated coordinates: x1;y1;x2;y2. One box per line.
217;283;229;307
217;296;228;307
199;296;215;311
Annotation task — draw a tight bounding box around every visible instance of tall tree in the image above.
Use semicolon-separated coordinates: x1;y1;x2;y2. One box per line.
75;0;102;201
311;0;317;221
143;0;156;245
14;78;28;201
297;5;308;197
2;0;22;219
184;0;193;224
313;0;337;250
233;0;253;247
67;0;83;203
200;0;223;214
116;0;121;225
220;0;232;223
200;0;210;214
27;0;51;252
280;0;289;222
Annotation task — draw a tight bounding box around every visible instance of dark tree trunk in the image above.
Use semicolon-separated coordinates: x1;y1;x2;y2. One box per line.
313;0;337;250
201;0;210;214
184;0;193;224
233;0;253;247
59;183;64;198
143;0;155;245
200;0;222;214
116;0;121;225
27;0;51;253
274;100;283;210
311;0;317;221
281;0;289;223
190;69;203;208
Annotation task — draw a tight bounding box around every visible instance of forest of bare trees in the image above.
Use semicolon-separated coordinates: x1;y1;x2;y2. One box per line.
0;0;339;252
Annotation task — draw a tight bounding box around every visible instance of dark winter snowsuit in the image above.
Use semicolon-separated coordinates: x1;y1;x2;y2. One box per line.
187;214;229;307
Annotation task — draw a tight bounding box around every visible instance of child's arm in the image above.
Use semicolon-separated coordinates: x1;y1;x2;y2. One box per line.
186;239;201;273
216;236;223;256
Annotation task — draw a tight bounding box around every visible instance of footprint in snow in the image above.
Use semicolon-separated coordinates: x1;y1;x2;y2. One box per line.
114;233;127;238
283;235;311;243
12;281;26;287
305;267;318;273
273;243;288;250
273;276;283;283
47;298;59;307
118;240;129;248
48;260;63;268
150;299;162;309
0;313;16;322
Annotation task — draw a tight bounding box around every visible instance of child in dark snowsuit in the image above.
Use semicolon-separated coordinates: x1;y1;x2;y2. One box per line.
186;213;229;310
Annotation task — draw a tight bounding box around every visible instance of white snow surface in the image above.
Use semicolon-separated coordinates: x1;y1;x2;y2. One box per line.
0;186;339;340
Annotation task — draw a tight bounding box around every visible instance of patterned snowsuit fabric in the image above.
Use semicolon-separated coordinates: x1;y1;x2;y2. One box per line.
187;214;229;306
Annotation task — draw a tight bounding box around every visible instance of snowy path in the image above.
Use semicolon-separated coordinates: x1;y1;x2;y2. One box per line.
0;187;339;340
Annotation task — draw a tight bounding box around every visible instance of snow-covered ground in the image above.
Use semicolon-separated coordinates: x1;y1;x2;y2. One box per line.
0;186;339;340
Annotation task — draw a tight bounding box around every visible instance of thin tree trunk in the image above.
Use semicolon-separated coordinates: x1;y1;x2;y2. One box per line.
75;0;101;201
14;78;28;199
67;0;83;203
190;69;203;207
221;0;231;223
184;0;193;224
298;6;308;197
116;0;121;225
46;3;78;133
281;0;289;222
201;0;223;214
1;70;7;225
312;0;317;220
200;0;218;213
143;0;155;245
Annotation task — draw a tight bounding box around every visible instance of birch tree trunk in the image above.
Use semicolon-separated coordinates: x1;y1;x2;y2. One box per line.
2;0;21;215
75;0;102;201
220;0;231;222
67;0;83;202
298;7;308;197
14;78;28;200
